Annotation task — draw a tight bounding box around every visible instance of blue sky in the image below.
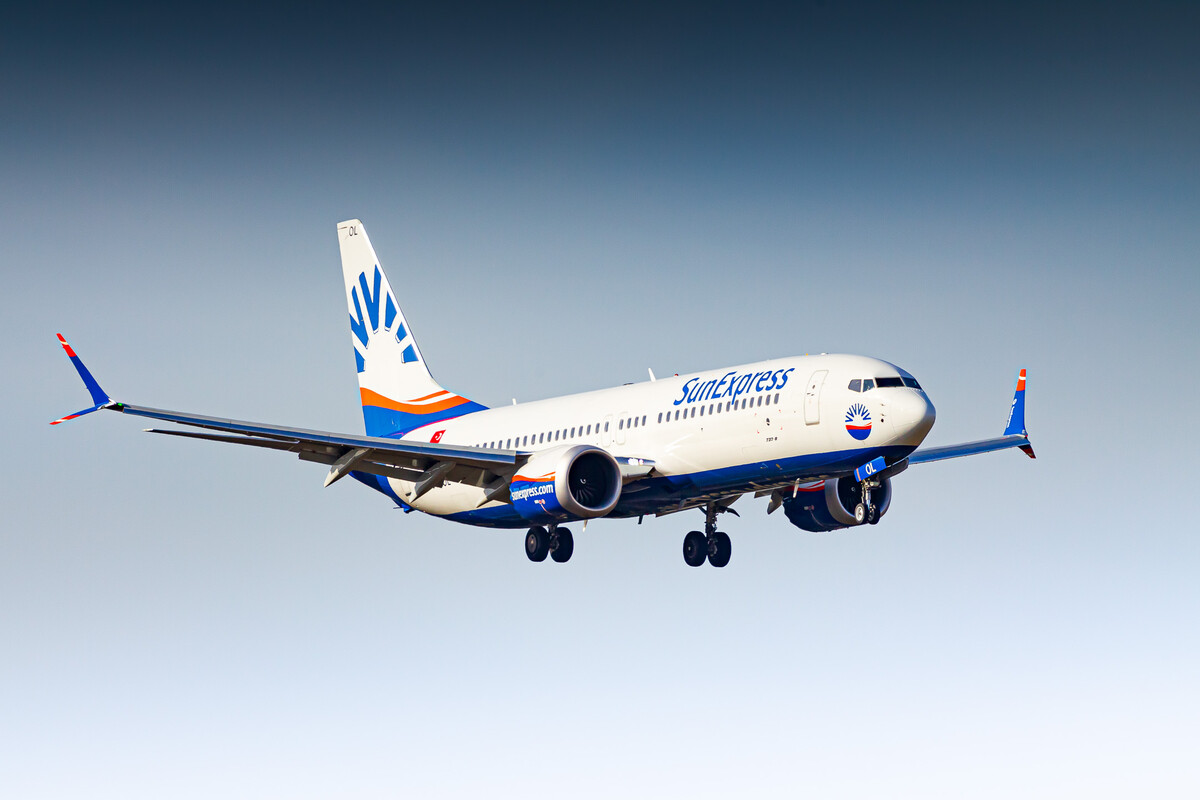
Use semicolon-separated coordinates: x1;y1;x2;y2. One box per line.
3;3;1198;797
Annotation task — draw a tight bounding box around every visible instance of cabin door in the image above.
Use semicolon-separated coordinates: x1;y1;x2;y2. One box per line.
804;370;827;425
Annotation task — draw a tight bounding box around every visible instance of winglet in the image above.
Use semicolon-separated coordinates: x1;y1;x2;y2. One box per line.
1002;368;1035;458
50;334;115;425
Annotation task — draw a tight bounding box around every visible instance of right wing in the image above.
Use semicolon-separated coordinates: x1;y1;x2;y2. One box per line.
50;335;521;500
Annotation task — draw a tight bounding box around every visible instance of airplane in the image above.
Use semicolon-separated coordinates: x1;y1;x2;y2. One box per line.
52;218;1035;567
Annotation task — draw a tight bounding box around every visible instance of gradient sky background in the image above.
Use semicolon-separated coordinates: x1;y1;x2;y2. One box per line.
3;2;1198;797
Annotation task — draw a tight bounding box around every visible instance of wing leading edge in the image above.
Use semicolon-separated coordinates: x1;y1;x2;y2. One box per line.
908;368;1036;465
50;335;521;497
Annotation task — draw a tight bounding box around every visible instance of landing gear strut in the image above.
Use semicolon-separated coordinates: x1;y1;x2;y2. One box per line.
854;478;881;525
525;524;574;563
682;502;733;568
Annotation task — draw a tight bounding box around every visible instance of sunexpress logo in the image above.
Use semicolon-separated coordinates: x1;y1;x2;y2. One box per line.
511;482;555;502
674;367;795;406
349;265;419;372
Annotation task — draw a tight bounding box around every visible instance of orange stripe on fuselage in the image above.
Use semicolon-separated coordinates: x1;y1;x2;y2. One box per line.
409;389;451;403
360;388;468;414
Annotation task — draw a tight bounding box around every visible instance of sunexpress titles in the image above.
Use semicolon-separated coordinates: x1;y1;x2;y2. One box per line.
673;367;795;406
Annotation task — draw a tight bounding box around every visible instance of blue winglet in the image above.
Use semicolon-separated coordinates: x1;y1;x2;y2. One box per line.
1002;368;1035;458
51;334;114;425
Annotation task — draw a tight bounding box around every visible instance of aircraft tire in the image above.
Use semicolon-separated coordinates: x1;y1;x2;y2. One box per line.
683;530;707;567
854;503;867;525
708;531;732;568
550;528;574;562
525;526;550;562
867;505;880;524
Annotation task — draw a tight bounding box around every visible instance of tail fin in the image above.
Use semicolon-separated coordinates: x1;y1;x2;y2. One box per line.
337;219;486;438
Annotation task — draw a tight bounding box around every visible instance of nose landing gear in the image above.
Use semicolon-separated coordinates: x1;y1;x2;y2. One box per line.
854;478;882;525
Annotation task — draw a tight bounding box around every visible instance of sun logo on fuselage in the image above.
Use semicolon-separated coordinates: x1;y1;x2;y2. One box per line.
349;265;418;372
845;403;872;441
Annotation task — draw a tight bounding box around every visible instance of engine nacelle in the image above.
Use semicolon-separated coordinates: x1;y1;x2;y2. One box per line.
510;445;622;523
781;476;892;532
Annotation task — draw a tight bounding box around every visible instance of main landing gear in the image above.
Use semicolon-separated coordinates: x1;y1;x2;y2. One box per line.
524;525;574;563
682;503;733;568
854;478;882;525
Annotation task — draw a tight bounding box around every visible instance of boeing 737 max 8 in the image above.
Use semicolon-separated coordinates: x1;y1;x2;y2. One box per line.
52;219;1035;567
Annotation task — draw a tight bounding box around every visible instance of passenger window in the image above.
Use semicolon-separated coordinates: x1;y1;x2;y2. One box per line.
849;379;861;392
716;403;721;413
674;409;680;420
691;407;697;418
586;424;591;435
604;421;609;432
774;393;780;404
657;413;662;423
642;415;646;426
862;379;874;391
618;419;624;430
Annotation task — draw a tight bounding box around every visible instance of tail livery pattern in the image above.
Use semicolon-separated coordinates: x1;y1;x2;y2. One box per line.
349;264;419;371
338;220;486;438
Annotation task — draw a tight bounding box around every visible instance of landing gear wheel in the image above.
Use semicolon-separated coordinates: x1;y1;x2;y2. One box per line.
683;530;707;567
708;531;732;568
867;505;880;524
854;503;868;525
525;526;550;562
550;527;574;562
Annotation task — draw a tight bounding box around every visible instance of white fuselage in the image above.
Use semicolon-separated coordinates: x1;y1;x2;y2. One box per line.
386;353;936;522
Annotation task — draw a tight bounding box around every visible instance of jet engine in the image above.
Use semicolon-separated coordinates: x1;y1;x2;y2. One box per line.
782;476;892;532
510;445;622;522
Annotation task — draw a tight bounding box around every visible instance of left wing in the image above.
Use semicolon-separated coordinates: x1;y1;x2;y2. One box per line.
50;335;521;499
909;369;1036;465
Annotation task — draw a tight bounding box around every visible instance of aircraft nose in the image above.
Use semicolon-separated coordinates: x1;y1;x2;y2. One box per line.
891;390;936;445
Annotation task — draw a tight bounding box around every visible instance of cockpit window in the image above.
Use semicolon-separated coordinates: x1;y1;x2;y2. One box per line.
876;376;904;388
848;379;862;392
861;378;875;392
902;376;922;389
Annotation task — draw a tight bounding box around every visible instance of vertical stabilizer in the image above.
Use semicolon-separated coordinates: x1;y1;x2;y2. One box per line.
337;219;486;437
